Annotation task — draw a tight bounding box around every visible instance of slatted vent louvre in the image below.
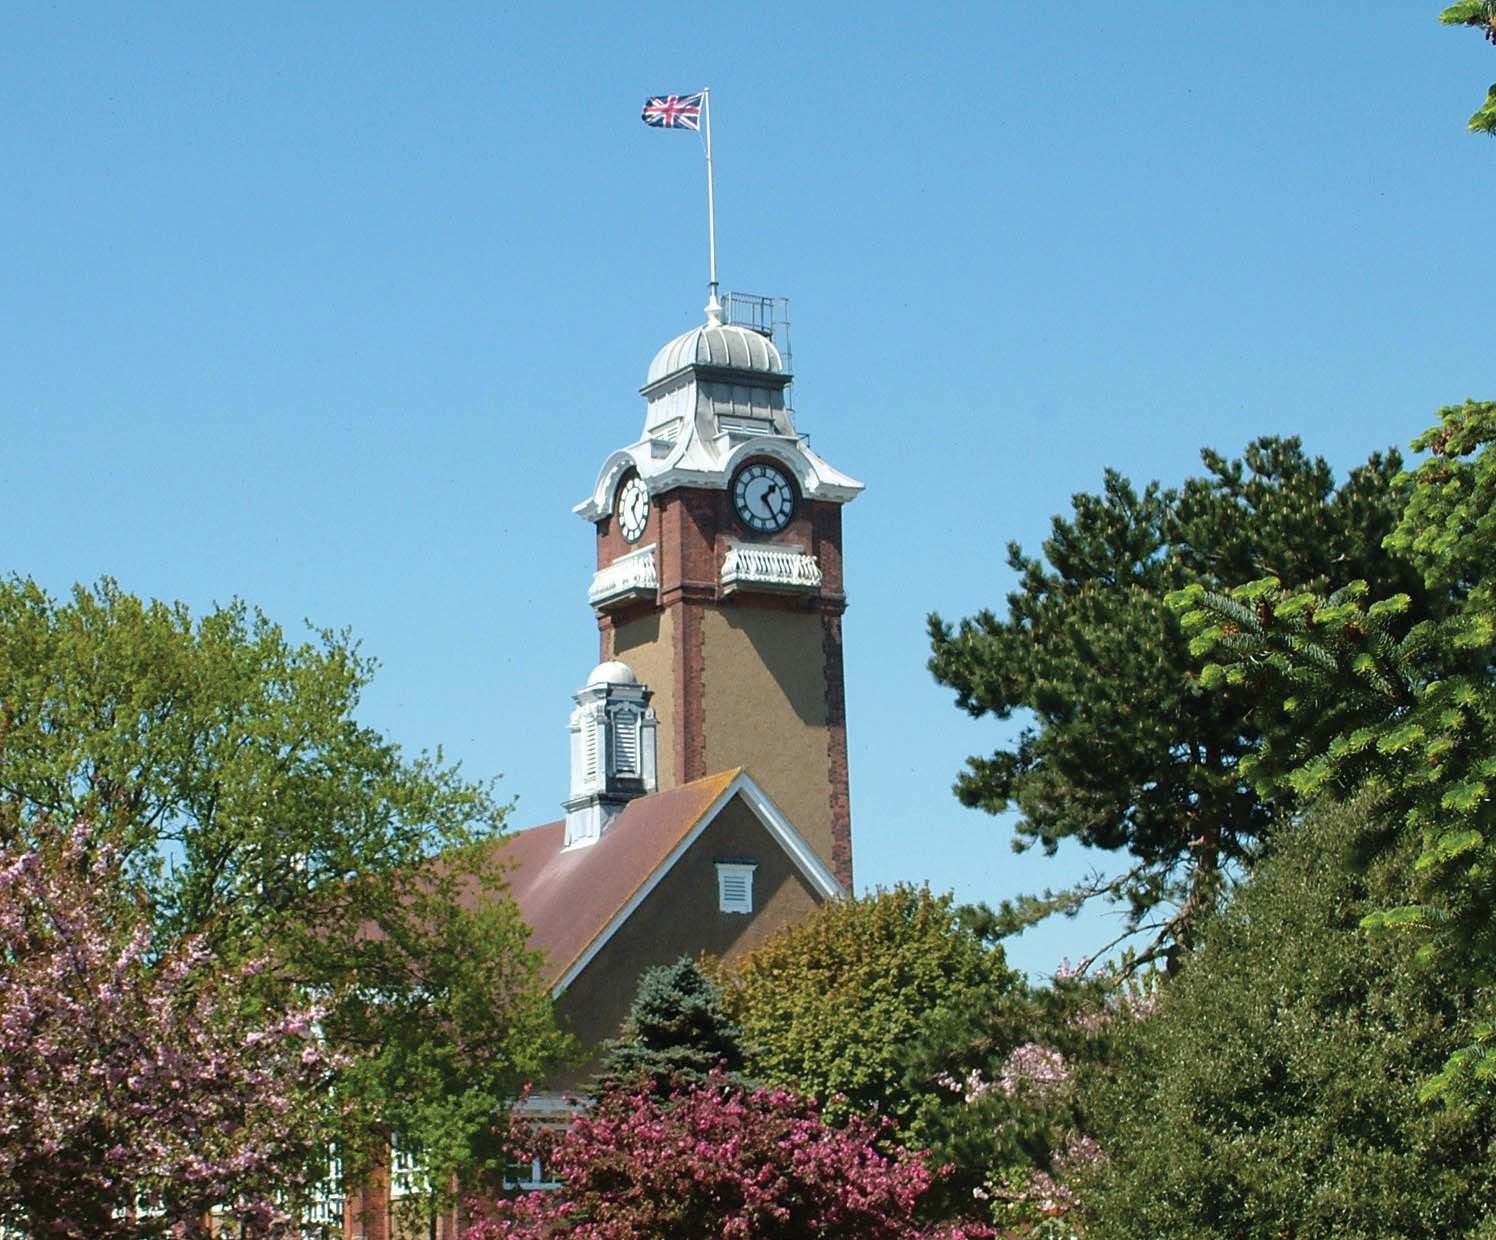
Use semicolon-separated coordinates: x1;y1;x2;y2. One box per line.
716;862;756;914
614;710;640;776
583;719;600;784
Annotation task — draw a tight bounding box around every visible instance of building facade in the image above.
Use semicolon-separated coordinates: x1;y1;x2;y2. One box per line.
575;308;863;886
341;302;863;1238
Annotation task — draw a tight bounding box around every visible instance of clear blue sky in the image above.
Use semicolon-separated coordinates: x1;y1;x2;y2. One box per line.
3;4;1492;976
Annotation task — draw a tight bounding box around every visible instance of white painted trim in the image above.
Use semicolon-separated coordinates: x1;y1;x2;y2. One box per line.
550;771;844;998
574;449;645;522
575;436;864;522
731;775;844;902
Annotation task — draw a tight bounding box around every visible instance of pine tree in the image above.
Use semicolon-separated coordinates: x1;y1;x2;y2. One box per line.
928;438;1426;967
593;957;746;1095
1171;399;1496;1101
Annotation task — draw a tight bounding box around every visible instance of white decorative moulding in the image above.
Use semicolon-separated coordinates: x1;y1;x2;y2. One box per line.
588;544;658;610
720;544;822;595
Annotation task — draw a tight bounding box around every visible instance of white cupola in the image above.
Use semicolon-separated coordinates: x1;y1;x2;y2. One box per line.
562;660;658;848
573;305;864;523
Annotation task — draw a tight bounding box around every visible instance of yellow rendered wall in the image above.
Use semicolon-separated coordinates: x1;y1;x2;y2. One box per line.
700;608;833;871
609;608;676;793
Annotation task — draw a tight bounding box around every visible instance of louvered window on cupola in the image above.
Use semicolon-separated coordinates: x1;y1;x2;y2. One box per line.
582;716;601;784
613;708;640;777
716;862;757;914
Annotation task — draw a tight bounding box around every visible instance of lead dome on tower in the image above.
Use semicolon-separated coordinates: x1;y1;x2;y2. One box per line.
585;659;639;688
645;321;784;389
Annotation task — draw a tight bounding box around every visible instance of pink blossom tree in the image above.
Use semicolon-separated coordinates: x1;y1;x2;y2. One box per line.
463;1071;996;1240
0;820;338;1238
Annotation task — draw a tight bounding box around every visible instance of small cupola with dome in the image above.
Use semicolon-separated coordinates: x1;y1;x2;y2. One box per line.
640;318;795;447
563;660;658;848
574;296;863;530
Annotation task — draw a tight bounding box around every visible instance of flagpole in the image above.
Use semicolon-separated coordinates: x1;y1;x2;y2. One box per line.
703;87;721;324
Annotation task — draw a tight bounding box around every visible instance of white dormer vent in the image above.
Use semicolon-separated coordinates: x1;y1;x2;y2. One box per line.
564;661;657;848
716;862;757;914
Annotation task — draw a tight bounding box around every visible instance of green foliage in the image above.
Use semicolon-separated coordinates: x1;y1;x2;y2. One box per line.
1171;400;1496;1102
712;885;1019;1128
0;576;570;1191
594;956;746;1095
1080;797;1496;1239
899;968;1115;1228
1442;0;1494;20
928;438;1424;963
1440;2;1496;134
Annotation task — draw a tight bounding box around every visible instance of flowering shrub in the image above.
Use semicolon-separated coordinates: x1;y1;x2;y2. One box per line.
0;822;337;1238
930;1039;1100;1235
463;1071;996;1239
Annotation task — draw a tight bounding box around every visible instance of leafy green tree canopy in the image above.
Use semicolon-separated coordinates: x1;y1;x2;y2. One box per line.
1172;398;1496;1100
898;963;1115;1232
712;885;1018;1127
928;438;1424;965
0;576;569;1189
594;956;746;1095
1080;796;1496;1240
1440;1;1496;134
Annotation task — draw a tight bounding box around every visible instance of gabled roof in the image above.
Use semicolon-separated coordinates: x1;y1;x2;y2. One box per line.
492;769;842;997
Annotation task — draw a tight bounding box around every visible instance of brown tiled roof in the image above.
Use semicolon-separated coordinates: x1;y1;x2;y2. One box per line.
491;770;741;989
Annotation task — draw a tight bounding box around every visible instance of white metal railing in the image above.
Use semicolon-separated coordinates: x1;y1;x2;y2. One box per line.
588;544;658;610
720;545;821;594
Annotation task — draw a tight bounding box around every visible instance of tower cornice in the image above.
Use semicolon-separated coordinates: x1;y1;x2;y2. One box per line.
575;436;862;522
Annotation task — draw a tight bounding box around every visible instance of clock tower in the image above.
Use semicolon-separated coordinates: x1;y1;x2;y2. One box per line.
575;302;863;886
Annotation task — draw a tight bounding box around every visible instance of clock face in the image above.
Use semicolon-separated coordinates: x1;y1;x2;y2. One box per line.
616;474;650;542
732;462;796;534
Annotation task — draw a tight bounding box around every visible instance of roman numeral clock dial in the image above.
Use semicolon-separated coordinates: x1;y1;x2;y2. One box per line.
731;462;796;534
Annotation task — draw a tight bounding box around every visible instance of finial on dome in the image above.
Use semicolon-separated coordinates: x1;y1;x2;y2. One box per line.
705;282;722;326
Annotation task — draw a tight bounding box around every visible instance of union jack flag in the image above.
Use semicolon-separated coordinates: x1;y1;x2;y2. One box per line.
641;92;703;130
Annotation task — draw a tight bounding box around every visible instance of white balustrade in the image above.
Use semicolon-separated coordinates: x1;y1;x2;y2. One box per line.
588;545;658;610
720;545;822;594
